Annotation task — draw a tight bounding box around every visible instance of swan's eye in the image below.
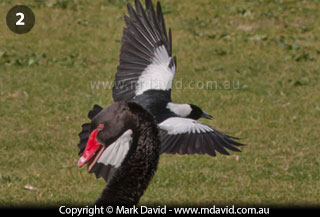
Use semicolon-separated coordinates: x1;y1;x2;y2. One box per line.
97;124;104;130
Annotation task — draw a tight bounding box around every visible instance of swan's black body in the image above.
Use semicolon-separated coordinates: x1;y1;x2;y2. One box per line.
81;102;160;206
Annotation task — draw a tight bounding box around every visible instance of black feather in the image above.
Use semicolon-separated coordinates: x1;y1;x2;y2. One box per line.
88;104;103;120
113;0;174;102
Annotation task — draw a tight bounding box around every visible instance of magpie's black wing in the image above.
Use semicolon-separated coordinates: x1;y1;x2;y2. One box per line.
158;117;244;156
112;0;176;102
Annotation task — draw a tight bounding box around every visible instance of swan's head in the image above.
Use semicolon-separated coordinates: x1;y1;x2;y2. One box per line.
78;102;137;169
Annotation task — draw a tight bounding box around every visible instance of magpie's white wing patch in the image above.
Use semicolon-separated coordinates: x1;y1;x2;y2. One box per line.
112;0;176;102
158;117;244;156
159;117;213;134
135;45;175;95
89;130;132;182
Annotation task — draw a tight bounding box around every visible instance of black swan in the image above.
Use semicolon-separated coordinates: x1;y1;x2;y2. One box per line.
78;102;160;205
78;0;244;182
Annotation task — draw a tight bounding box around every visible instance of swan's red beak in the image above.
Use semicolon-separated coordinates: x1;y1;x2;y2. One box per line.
78;124;105;168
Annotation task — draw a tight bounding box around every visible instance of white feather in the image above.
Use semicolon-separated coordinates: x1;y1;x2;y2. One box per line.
97;130;132;167
135;45;175;95
159;117;213;135
166;103;192;117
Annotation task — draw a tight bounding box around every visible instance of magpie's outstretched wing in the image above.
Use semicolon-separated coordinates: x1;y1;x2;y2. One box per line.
158;117;244;156
112;0;176;102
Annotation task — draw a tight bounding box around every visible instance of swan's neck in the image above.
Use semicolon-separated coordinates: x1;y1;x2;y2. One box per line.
95;115;160;206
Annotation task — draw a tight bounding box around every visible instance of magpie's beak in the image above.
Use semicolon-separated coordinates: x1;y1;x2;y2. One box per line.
202;112;213;120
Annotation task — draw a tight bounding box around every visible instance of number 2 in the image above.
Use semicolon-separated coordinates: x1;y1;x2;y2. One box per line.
16;12;25;25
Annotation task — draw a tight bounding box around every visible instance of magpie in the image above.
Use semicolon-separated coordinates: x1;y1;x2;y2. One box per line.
112;0;244;155
78;0;244;182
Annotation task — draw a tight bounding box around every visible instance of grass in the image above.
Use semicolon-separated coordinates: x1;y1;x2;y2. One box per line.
0;0;319;207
